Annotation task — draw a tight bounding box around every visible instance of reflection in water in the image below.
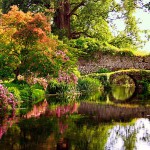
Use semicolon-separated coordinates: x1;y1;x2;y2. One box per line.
0;109;150;150
111;85;135;101
0;115;15;139
78;102;150;122
24;99;48;118
24;100;78;119
46;103;78;118
106;118;150;150
0;84;150;149
0;110;16;140
78;84;149;104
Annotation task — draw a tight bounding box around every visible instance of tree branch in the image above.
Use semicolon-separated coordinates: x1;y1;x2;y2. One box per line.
71;30;92;39
69;1;85;16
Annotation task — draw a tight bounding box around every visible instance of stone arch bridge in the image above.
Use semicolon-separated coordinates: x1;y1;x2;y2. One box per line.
88;69;150;92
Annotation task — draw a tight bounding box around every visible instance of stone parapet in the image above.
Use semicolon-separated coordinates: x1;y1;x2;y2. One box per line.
78;52;150;74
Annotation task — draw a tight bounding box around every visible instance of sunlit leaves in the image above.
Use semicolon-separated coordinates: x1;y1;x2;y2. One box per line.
70;0;113;41
0;6;53;77
1;6;51;46
0;5;76;79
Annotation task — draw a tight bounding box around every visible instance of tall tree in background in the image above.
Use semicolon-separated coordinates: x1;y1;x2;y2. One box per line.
1;0;150;49
1;0;114;41
108;0;141;49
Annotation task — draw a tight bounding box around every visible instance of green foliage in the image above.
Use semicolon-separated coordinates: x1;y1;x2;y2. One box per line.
2;0;50;13
0;6;77;80
69;37;102;55
68;36;136;58
137;79;150;99
2;0;113;41
96;68;110;73
7;86;21;106
7;81;46;107
0;54;16;79
19;88;31;103
70;0;113;40
2;0;148;50
86;73;111;90
4;82;32;108
109;34;137;50
31;89;45;104
46;79;75;95
77;77;102;94
121;0;142;48
12;79;28;85
31;83;44;90
0;84;17;116
96;75;111;90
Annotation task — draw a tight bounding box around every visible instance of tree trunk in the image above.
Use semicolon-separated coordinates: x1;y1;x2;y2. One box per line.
54;0;71;38
14;67;20;81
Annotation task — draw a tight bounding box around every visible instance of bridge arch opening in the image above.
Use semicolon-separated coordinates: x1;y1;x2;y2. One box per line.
110;74;135;87
110;74;136;101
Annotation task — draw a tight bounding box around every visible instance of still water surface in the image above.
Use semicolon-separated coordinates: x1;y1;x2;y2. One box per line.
0;86;150;150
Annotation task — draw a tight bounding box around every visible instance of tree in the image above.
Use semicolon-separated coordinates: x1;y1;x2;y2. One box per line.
1;0;149;49
122;0;141;48
2;0;50;13
0;6;75;79
2;0;113;40
107;0;148;50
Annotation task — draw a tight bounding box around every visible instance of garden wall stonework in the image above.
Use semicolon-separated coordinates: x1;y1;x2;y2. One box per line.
78;52;150;74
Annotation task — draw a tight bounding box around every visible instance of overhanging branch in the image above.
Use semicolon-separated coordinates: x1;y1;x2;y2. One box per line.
69;1;85;16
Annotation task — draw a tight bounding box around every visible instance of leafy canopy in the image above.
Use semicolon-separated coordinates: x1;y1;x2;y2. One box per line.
0;6;76;79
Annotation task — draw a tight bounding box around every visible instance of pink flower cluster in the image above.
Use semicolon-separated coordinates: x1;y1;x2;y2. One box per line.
32;77;48;90
0;84;17;113
0;84;17;139
56;50;70;62
25;76;48;90
57;70;78;84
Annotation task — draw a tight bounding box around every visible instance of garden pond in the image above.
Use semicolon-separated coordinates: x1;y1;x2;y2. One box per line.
0;85;150;150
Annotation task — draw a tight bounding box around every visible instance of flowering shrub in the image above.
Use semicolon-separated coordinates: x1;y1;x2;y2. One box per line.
56;50;70;62
18;74;48;90
0;84;17;115
25;76;48;90
57;70;78;84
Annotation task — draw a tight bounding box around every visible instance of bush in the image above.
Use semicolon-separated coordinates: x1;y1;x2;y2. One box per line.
0;54;15;80
77;77;102;94
4;82;32;108
46;80;74;94
69;37;102;56
19;88;32;108
31;83;44;90
0;84;17;115
32;89;45;103
7;87;21;107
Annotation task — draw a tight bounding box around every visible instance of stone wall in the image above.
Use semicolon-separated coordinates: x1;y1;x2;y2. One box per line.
78;52;150;74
